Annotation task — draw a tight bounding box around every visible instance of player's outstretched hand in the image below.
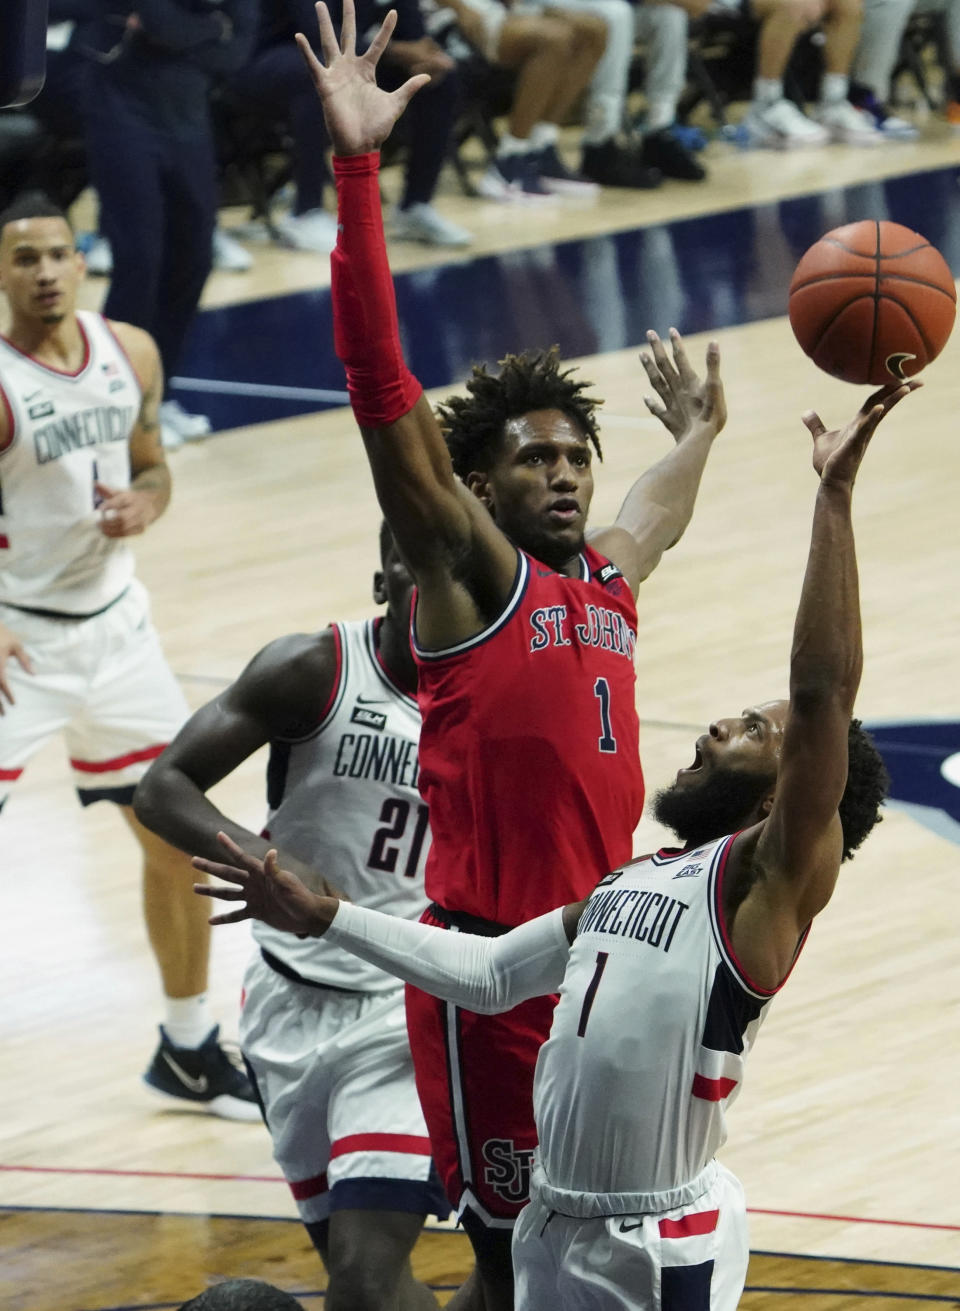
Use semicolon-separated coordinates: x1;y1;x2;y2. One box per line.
296;0;430;156
640;330;726;444
0;620;33;711
193;832;341;934
803;380;920;487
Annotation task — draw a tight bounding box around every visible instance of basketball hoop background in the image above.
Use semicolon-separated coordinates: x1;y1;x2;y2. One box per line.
1;0;50;108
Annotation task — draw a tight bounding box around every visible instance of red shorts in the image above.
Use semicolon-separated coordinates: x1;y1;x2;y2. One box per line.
405;908;558;1231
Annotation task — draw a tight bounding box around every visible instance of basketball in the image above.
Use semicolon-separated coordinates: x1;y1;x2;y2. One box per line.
788;220;957;385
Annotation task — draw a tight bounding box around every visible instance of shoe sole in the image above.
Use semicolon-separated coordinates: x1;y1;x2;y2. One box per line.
143;1079;263;1122
539;178;600;198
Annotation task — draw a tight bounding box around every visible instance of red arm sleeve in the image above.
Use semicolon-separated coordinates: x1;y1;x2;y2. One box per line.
331;152;424;428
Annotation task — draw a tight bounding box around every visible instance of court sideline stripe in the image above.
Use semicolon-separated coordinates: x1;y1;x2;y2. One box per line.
2;1165;959;1232
171;377;349;403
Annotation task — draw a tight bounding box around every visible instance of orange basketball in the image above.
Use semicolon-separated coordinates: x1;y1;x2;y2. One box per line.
788;220;956;385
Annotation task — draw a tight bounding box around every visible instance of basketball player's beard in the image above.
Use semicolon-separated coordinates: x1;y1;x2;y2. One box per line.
652;765;776;851
523;524;587;572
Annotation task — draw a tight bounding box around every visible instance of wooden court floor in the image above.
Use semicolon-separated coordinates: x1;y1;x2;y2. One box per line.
2;126;960;1308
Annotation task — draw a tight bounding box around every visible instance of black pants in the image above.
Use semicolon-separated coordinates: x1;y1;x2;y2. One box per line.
85;80;217;387
233;41;460;212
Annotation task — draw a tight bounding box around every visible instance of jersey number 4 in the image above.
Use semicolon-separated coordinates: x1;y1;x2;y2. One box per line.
367;799;430;879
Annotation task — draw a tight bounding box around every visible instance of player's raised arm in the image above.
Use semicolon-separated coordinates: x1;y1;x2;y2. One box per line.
194;833;580;1009
588;330;726;597
729;382;917;989
298;1;517;637
134;633;342;891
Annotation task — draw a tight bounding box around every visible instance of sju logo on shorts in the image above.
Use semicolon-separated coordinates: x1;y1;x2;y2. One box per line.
482;1138;535;1204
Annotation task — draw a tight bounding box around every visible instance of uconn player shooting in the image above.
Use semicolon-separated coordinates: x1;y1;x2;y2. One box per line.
135;524;448;1311
194;383;910;1310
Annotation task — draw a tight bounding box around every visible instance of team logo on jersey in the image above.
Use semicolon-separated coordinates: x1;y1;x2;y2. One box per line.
108;379;125;394
867;719;960;847
672;863;703;880
101;360;119;377
482;1138;535;1204
27;400;54;420
595;562;623;585
350;705;387;731
596;869;623;887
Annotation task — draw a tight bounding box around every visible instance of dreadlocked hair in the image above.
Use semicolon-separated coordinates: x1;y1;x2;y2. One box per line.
838;719;890;861
438;347;603;479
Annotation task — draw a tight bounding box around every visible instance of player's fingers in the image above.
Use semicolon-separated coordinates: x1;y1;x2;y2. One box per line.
208;908;254;926
647;331;682;395
801;409;826;438
643;395;666;418
340;0;357;55
704;340;721;382
193;884;247;902
0;673;13;706
191;854;248;883
669;329;697;387
215;829;262;869
389;71;431;112
314;2;340;64
365;7;399;63
295;32;326;89
639;350;670;398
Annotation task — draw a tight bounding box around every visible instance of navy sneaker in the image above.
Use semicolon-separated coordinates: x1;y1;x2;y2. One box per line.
536;145;600;196
477;153;553;200
143;1024;261;1122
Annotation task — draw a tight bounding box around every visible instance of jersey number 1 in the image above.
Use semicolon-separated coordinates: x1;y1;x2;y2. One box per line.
577;951;609;1037
594;677;617;753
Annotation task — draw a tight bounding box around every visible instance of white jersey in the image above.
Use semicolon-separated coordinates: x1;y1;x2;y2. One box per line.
255;619;430;992
0;311;141;615
532;836;806;1216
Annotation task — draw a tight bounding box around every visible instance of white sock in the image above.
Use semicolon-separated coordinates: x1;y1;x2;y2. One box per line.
497;133;534;158
164;994;214;1049
753;77;784;107
645;99;675;133
582;93;623;146
820;72;849;105
529;122;559;149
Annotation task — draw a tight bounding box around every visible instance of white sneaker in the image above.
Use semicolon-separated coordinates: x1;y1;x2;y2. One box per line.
273;208;339;254
389;203;472;247
159;399;211;440
742;98;831;149
212;228;253;271
814;99;884;145
84;235;113;276
160;424;183;451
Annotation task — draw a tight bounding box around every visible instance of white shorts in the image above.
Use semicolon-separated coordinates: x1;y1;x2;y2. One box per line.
0;580;189;809
240;951;450;1226
512;1163;748;1311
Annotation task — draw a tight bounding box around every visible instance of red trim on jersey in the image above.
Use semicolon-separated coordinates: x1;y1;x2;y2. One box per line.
0;767;24;781
658;1208;720;1239
714;832;810;996
0;318;92;379
328;1133;432;1161
289;1170;329;1201
691;1073;738;1102
0;378;16;454
315;623;343;725
69;744;167;773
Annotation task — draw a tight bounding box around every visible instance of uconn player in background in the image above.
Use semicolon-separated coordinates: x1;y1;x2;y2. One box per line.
296;8;726;1305
0;193;256;1119
135;524;448;1311
195;382;910;1310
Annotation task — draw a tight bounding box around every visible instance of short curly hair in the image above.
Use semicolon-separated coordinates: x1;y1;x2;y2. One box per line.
838;719;890;861
438;347;603;480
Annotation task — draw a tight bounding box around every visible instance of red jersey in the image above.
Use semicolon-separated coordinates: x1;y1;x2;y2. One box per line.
413;545;645;926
